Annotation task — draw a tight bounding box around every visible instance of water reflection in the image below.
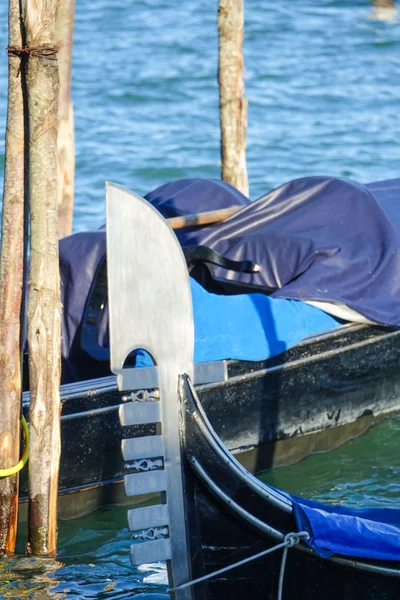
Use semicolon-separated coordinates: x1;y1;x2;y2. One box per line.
0;556;65;599
0;507;168;599
260;417;400;509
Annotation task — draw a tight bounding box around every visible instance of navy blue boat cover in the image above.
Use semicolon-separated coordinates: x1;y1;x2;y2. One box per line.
147;176;400;325
59;176;400;383
288;493;400;561
150;177;400;562
174;176;400;326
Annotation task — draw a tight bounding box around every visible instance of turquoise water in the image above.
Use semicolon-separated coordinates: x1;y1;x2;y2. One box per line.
260;417;400;509
1;1;400;232
0;507;167;598
1;0;400;596
0;418;399;598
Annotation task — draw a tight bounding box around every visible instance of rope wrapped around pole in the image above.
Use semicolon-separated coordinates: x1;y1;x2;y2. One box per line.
6;45;59;59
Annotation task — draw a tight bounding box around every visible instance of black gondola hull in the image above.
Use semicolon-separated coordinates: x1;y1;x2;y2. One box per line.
20;323;400;519
179;377;400;600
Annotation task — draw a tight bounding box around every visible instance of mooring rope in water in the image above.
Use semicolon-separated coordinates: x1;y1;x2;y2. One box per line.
168;530;310;597
0;416;30;477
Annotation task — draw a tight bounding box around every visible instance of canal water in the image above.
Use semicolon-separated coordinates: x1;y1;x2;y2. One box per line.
0;417;398;598
0;506;168;598
260;416;400;509
1;0;400;597
1;1;400;231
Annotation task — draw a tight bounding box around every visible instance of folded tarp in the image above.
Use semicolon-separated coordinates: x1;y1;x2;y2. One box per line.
171;176;400;326
289;493;400;561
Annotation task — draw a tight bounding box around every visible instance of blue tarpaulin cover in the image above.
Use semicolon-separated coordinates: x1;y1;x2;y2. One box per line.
288;493;400;560
59;176;400;383
134;278;339;367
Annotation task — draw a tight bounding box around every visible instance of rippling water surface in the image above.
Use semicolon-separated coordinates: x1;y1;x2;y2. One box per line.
0;507;168;598
1;1;400;232
260;417;400;508
0;0;400;596
1;418;399;598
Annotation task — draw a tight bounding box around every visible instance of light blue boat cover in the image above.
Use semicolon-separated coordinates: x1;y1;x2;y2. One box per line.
288;493;400;560
134;277;341;367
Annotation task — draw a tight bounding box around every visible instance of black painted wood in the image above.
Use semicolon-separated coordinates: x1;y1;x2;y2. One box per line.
179;376;400;600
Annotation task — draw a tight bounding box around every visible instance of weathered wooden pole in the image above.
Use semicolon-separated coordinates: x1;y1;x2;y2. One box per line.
22;0;62;556
0;0;27;555
56;0;75;239
218;0;249;197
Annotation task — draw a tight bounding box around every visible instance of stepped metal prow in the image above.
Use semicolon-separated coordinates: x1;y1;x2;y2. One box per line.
106;182;194;599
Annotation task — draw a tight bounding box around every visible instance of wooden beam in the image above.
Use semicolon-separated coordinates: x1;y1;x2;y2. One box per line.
167;205;241;230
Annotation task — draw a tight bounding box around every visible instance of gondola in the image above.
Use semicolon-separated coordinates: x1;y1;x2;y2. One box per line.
19;319;400;520
20;176;400;523
170;375;400;599
108;182;400;599
19;320;400;519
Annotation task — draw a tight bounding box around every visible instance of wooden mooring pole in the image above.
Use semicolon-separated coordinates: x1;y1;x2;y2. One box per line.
218;0;249;197
23;0;62;556
0;0;27;554
56;0;75;239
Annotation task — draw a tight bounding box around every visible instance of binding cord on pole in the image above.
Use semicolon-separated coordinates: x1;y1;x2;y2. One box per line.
6;46;59;60
0;417;29;477
169;531;310;598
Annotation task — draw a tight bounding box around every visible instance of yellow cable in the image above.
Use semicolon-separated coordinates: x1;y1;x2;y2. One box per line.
0;416;29;477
